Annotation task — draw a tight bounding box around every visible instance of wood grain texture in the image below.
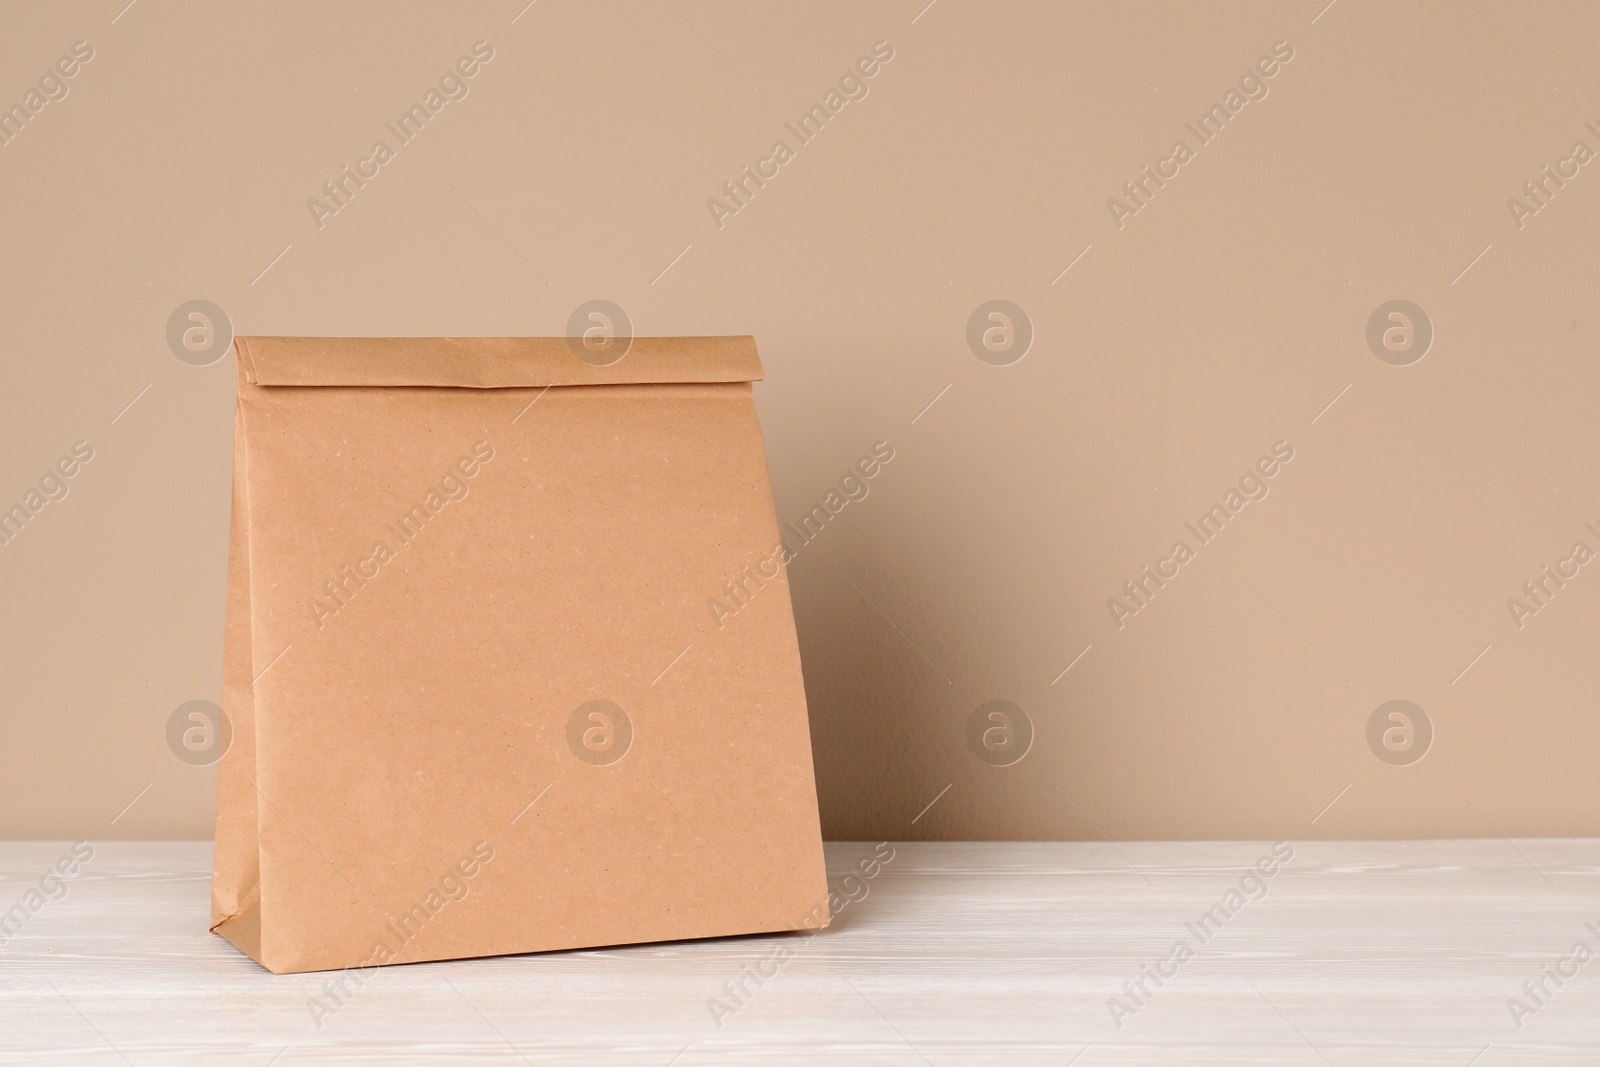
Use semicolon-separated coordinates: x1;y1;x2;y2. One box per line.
2;840;1598;1064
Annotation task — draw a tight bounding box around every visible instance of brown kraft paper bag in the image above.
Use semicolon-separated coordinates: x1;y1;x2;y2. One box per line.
211;336;829;974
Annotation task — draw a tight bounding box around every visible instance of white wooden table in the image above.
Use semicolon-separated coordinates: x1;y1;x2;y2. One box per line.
2;840;1597;1064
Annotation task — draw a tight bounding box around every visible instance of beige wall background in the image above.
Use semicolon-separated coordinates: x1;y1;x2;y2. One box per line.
3;0;1597;841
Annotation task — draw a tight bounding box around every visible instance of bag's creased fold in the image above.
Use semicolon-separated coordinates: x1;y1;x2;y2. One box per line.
236;335;765;388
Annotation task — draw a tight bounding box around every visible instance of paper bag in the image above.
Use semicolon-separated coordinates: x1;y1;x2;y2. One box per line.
211;336;828;974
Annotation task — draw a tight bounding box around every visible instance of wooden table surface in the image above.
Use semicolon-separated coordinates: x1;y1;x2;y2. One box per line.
2;839;1597;1065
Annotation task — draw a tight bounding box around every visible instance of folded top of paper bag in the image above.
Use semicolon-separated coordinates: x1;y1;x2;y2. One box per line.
235;335;765;388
